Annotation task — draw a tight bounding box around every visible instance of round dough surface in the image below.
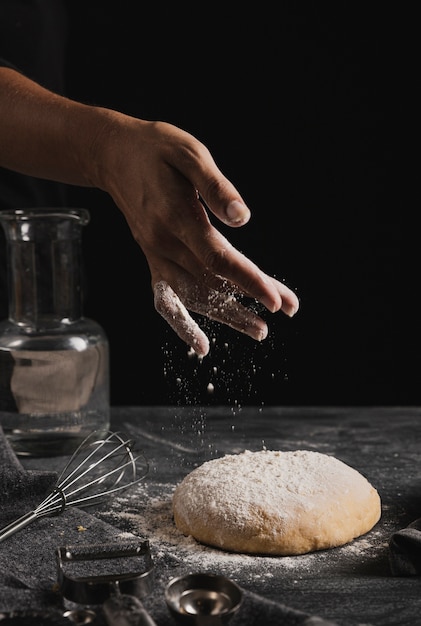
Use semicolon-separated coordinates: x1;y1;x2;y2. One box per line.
172;449;381;555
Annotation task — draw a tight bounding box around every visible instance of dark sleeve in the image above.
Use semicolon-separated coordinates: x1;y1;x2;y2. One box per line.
0;57;16;69
0;2;70;314
0;0;68;94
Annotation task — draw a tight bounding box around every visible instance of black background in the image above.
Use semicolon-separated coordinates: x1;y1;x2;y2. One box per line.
8;3;415;407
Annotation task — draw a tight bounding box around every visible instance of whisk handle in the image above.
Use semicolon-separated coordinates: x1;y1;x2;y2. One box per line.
0;510;38;543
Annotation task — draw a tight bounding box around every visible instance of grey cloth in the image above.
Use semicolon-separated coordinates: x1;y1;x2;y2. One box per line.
0;423;57;520
0;425;339;625
389;517;421;576
212;591;338;626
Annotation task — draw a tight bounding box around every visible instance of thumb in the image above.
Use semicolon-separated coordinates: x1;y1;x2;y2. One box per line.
177;133;251;227
198;172;251;228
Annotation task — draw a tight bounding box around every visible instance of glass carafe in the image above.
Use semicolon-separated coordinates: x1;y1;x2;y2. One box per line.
0;208;110;456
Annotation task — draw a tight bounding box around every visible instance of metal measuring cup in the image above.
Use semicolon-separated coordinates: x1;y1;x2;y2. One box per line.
165;573;243;625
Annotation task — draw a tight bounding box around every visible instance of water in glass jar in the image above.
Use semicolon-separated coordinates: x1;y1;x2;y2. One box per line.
0;321;110;456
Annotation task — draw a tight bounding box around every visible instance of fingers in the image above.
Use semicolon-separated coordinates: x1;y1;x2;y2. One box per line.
181;225;300;317
150;225;299;356
154;281;210;357
268;275;300;317
153;277;273;358
188;289;269;342
173;272;269;339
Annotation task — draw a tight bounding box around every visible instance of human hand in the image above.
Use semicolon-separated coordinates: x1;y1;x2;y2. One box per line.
0;68;298;357
95;115;299;357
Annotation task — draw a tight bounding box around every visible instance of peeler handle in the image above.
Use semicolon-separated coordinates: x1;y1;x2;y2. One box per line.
103;593;158;626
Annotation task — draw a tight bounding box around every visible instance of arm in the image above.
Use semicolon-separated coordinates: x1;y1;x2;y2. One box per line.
0;66;299;356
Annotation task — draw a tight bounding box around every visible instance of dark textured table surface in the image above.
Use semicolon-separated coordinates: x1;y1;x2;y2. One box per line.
15;406;421;625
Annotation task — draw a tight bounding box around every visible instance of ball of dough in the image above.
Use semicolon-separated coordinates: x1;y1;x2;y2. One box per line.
172;449;381;555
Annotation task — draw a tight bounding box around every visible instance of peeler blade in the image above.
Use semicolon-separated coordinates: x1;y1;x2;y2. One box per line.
56;540;154;606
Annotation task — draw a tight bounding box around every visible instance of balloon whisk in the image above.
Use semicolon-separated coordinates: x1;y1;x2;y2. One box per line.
0;430;149;543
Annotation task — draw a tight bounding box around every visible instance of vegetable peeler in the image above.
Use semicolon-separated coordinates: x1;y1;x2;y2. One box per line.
56;540;157;626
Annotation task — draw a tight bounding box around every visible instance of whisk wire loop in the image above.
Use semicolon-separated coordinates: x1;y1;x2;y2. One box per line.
57;432;132;490
56;433;136;498
62;453;145;508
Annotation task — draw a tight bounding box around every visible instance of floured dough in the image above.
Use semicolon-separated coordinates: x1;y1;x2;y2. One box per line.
172;449;381;555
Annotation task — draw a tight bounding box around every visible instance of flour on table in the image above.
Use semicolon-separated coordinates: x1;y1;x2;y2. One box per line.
96;472;382;584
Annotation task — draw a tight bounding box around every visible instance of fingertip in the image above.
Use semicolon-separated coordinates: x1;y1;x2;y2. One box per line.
282;302;299;317
225;200;251;226
257;324;268;342
246;319;268;342
283;293;300;317
261;292;299;317
193;340;210;358
267;277;300;317
260;294;282;314
189;332;210;358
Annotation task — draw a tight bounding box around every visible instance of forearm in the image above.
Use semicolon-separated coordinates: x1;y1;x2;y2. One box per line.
0;66;111;188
